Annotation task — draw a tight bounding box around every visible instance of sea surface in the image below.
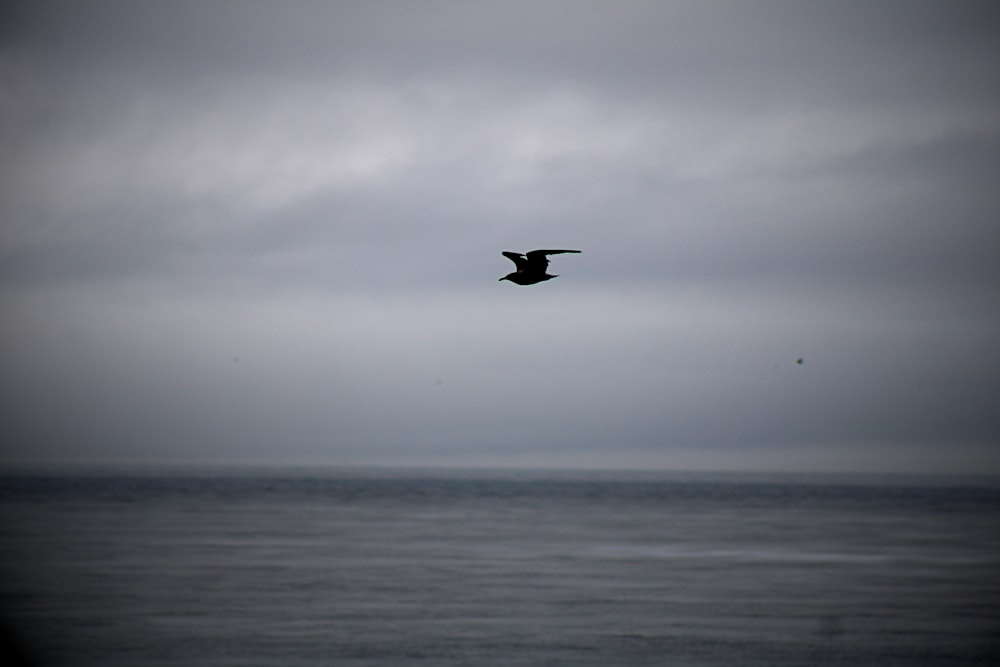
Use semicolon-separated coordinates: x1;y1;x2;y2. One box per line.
1;468;998;666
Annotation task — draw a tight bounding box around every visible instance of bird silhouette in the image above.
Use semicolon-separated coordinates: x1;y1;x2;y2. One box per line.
499;249;581;285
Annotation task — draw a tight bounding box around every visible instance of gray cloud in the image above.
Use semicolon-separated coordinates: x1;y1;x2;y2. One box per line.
2;1;999;472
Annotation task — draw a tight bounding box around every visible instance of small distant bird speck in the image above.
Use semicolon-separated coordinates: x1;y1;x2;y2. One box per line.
499;249;581;285
796;358;804;365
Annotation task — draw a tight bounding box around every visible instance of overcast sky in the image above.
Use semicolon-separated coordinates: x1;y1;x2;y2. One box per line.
2;1;998;473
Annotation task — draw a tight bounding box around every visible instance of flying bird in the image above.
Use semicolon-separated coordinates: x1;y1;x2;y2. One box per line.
499;249;581;285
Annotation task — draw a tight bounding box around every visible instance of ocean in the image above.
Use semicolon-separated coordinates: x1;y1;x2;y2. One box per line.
1;468;998;666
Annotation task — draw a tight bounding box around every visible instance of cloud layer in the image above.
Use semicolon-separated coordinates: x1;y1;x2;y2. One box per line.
2;1;999;472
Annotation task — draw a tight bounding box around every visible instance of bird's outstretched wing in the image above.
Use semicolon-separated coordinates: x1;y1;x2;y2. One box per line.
524;249;581;270
526;249;581;257
501;251;528;269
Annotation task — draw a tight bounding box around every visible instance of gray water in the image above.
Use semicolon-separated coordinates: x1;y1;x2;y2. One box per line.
1;468;999;666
